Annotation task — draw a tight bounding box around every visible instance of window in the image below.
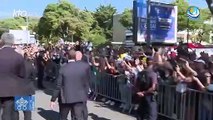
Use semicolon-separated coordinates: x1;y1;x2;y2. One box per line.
126;35;133;40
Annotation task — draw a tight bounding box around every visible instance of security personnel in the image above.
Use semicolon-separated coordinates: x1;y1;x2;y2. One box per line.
136;57;158;120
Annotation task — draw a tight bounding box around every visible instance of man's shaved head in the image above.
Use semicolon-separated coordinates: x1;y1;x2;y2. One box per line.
76;51;83;61
68;49;76;60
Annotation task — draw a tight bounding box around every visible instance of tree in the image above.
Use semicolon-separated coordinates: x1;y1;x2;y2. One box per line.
93;5;117;40
197;24;213;43
75;10;95;40
37;1;119;45
173;0;205;31
173;0;190;31
119;9;133;30
0;17;39;31
0;17;25;30
27;17;39;33
37;1;94;44
200;8;212;21
88;33;106;46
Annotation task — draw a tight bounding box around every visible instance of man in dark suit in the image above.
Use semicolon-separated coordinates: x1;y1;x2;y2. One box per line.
50;49;90;120
16;52;36;120
0;39;3;48
36;51;45;89
0;38;2;118
0;33;34;120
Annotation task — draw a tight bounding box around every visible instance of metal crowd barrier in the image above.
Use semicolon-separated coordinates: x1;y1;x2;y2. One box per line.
90;69;134;113
158;84;213;120
90;70;213;120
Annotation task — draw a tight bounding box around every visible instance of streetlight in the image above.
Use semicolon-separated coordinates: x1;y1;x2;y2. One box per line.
25;16;29;30
186;18;189;44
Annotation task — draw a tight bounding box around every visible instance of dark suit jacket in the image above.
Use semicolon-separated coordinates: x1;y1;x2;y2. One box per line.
0;47;34;97
51;61;90;104
24;60;36;95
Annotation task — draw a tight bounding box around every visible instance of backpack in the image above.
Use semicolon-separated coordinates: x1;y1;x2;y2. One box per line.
137;70;151;91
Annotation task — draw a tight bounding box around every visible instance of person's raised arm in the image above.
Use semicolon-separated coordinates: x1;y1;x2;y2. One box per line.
176;66;186;80
105;57;112;69
205;72;211;87
185;61;197;76
92;57;99;66
123;61;132;71
192;76;205;91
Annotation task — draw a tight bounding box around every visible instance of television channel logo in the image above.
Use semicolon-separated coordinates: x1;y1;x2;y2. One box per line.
15;96;35;111
187;6;200;20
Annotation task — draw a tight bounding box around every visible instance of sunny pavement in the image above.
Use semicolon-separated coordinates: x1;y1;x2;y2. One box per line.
19;89;136;120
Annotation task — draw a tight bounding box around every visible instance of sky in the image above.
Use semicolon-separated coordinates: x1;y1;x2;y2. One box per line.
0;0;208;19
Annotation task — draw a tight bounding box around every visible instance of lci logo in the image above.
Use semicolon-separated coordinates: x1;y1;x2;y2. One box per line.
187;6;200;20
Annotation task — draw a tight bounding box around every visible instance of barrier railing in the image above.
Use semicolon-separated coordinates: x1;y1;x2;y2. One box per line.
90;70;213;120
90;70;134;113
158;84;213;120
158;84;186;120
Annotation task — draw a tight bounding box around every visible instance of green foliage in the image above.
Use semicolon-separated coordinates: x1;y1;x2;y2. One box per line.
37;1;95;45
0;2;118;46
37;2;117;46
200;8;212;20
88;33;107;46
119;8;133;30
173;0;190;31
0;17;39;34
93;5;117;39
0;17;25;29
27;17;39;34
173;0;212;31
197;24;213;43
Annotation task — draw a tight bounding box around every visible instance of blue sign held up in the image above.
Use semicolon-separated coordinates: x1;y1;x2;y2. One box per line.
15;96;35;111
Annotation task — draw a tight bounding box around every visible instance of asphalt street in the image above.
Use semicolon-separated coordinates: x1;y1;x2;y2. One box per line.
18;84;136;120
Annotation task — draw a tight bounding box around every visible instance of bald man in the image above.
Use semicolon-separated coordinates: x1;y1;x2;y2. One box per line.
75;51;83;61
51;49;90;120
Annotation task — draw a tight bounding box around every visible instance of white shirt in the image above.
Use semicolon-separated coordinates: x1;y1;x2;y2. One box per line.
0;45;12;49
68;60;75;63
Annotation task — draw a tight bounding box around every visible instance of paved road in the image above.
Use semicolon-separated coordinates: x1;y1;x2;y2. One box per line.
19;90;136;120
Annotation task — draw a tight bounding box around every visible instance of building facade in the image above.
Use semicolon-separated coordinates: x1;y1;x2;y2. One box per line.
112;14;135;47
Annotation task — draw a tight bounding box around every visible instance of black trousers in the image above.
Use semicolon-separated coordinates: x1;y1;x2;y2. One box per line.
59;102;88;120
37;72;44;88
137;96;157;120
14;111;32;120
0;97;18;120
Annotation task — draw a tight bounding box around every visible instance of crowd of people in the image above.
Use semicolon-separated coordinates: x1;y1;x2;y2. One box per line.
1;31;213;120
0;32;93;120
